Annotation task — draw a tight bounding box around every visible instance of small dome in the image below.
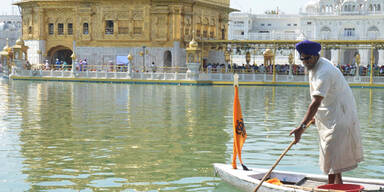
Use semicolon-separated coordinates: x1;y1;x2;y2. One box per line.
3;43;10;52
305;0;320;9
342;0;358;4
15;38;24;46
263;49;274;56
189;38;198;48
305;0;320;13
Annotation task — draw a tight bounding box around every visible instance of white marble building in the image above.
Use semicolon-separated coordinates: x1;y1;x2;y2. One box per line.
229;0;384;66
0;15;21;50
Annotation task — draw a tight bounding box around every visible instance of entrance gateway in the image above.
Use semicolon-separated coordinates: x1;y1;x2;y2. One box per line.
47;45;73;66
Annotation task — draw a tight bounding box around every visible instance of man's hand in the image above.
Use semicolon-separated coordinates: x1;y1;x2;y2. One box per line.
289;125;305;144
289;119;315;144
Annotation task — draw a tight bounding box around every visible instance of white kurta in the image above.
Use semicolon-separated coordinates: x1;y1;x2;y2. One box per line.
309;57;364;174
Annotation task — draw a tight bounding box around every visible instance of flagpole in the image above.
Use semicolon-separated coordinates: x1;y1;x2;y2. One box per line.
232;73;249;170
234;73;239;87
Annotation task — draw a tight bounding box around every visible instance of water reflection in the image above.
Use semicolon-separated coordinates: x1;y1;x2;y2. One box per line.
8;82;231;191
0;81;383;191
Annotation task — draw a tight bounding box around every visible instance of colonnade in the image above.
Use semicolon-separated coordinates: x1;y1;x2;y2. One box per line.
329;47;384;66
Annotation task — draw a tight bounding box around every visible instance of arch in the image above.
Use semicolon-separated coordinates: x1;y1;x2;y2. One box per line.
367;26;379;39
368;26;379;32
47;45;73;69
164;50;172;69
320;26;331;39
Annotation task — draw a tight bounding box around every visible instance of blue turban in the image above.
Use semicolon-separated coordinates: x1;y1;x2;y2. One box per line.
295;40;321;56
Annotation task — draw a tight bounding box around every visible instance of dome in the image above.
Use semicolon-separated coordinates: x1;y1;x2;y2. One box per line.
189;38;198;49
342;0;358;4
2;42;10;52
305;0;320;12
263;49;274;56
305;0;320;9
15;38;24;46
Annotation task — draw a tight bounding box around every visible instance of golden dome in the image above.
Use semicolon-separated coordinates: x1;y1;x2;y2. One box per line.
189;38;198;48
3;44;10;52
15;38;25;46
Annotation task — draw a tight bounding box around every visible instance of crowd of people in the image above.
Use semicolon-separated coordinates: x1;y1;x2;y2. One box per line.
202;62;384;76
203;63;306;75
337;64;384;76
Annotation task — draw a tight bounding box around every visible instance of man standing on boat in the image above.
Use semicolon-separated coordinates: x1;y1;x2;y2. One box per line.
290;40;364;185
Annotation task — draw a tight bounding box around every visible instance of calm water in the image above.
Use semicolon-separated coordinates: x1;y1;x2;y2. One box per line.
0;80;383;192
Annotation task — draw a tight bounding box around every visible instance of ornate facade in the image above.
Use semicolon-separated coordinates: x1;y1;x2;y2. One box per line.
228;0;384;66
15;0;232;70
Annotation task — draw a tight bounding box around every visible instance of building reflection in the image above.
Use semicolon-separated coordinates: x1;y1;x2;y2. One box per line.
15;82;229;191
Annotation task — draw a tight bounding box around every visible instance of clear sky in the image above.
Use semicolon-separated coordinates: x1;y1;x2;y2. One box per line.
1;0;311;15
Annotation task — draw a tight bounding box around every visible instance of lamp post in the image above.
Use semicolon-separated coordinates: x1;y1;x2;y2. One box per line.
71;52;76;73
127;53;133;74
142;46;146;72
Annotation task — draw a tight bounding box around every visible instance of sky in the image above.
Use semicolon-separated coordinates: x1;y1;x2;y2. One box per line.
1;0;311;15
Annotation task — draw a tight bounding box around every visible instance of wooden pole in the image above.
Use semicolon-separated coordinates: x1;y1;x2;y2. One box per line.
252;121;313;192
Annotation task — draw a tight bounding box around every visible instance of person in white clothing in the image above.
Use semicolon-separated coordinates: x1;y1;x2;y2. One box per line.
290;40;364;184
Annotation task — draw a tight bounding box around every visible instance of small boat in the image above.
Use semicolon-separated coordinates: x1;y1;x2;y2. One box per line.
214;163;384;192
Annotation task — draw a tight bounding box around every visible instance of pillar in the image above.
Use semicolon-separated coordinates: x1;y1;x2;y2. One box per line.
331;49;339;66
360;48;369;67
378;49;384;66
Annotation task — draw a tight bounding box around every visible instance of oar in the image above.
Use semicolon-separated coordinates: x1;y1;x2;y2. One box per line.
252;121;314;192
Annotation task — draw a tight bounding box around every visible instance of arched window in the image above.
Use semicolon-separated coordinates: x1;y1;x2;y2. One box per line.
83;23;89;35
321;26;331;39
367;26;379;39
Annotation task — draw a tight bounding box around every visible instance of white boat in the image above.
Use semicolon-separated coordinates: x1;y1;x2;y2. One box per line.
214;163;384;192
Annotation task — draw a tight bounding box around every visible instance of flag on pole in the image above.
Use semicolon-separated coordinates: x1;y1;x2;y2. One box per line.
232;74;249;170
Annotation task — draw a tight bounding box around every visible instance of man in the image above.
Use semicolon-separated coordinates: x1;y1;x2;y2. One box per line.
290;40;363;184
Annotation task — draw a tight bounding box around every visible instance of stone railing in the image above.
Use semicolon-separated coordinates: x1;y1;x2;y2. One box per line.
10;69;384;85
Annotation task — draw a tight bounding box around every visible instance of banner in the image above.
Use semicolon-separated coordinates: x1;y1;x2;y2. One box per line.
232;85;248;170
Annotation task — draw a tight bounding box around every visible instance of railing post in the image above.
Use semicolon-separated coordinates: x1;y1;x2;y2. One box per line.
370;45;374;85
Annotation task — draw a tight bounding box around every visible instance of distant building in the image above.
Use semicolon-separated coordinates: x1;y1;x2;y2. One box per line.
228;0;384;66
15;0;234;69
0;15;21;50
229;12;300;41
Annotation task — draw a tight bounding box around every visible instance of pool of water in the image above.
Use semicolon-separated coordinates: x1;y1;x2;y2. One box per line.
0;80;383;191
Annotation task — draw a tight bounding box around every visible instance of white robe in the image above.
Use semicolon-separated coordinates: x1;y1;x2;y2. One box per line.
309;57;364;174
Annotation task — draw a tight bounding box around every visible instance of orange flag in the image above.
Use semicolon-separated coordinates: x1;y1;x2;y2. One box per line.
232;84;249;170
